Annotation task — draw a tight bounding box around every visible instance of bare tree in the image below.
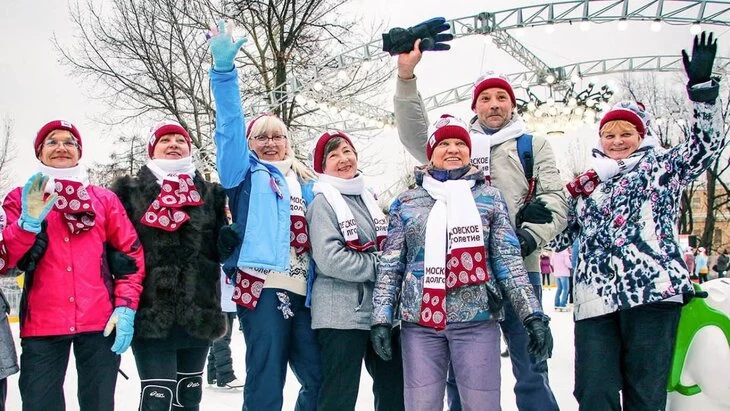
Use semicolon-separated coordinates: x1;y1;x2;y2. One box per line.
56;0;391;174
620;73;730;252
0;118;17;196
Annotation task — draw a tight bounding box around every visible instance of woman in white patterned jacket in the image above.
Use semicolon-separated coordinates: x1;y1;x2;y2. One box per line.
551;32;724;410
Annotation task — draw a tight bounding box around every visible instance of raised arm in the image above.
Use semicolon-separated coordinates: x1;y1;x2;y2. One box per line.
208;20;251;189
393;40;431;164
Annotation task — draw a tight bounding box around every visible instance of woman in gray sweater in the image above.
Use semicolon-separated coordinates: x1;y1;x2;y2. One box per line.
305;131;404;411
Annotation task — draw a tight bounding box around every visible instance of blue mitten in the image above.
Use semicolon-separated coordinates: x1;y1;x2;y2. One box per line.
208;19;248;72
103;306;136;354
19;173;57;234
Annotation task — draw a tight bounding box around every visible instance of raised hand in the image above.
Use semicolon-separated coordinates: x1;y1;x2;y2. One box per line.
207;19;248;72
682;31;717;87
19;173;57;234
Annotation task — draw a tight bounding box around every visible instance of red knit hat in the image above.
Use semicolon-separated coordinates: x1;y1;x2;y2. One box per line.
599;107;646;138
312;130;355;174
147;120;192;158
426;114;472;160
471;74;516;110
35;120;82;158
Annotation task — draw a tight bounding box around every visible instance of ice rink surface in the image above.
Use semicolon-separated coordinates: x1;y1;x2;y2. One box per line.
5;287;578;410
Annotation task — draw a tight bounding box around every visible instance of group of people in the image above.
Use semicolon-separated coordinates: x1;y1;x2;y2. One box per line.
0;16;723;411
684;246;728;283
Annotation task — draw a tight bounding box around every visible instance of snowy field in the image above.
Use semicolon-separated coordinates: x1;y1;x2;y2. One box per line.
5;287;578;410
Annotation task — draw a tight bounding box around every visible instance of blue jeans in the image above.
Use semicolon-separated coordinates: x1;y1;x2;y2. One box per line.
237;289;321;411
447;272;558;411
554;277;569;308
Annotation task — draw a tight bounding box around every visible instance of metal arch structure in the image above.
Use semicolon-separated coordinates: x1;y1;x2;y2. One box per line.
249;1;730;131
421;55;730;111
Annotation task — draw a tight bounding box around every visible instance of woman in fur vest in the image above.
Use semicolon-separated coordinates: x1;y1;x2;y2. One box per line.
112;120;227;411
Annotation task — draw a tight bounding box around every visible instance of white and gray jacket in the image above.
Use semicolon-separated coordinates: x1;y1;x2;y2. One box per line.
306;193;380;330
394;76;569;273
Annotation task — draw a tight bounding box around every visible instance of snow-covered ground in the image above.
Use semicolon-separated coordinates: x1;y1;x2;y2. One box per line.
5;286;578;410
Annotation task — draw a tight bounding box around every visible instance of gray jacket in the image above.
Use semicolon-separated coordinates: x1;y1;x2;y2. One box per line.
0;290;18;380
306;193;380;330
394;76;569;272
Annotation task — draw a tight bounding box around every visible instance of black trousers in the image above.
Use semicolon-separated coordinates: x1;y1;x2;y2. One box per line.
316;327;404;411
574;302;681;411
207;312;237;385
19;331;120;411
132;330;210;411
568;276;574;304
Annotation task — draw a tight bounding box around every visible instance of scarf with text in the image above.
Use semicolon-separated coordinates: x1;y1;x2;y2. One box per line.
263;158;310;255
39;163;95;235
470;115;527;180
420;174;489;330
314;173;387;251
142;158;203;231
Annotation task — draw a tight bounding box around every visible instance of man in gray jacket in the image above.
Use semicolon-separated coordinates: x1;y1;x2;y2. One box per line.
393;39;568;411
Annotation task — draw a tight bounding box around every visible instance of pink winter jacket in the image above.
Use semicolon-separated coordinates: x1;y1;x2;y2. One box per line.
2;185;145;337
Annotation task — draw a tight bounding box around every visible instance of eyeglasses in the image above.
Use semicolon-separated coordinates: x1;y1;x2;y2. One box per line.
252;135;287;144
43;139;79;149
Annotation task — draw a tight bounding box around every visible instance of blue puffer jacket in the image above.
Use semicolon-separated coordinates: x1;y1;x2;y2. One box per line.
372;165;541;327
210;68;314;282
552;100;724;321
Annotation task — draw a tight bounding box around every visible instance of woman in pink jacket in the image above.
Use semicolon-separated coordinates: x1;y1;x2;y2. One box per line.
1;120;146;411
551;248;572;312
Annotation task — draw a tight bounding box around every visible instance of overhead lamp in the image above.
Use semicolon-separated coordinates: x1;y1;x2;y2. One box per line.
520;79;530;89
545;74;556;84
336;70;349;81
313;82;324;92
545;23;556;34
513;25;526;37
651;19;662;32
579;20;590;31
690;23;702;35
617;19;628;31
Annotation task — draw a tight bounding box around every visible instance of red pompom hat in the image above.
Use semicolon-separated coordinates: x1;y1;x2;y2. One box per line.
312;130;355;174
471;74;516;110
426;114;472;161
34;120;82;158
599;105;647;138
147;120;192;158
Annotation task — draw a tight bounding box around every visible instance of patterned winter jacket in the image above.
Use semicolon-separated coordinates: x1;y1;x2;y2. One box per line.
552;100;724;321
371;165;541;327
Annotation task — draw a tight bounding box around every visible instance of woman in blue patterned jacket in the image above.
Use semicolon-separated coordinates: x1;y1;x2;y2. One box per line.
554;32;724;410
370;114;552;410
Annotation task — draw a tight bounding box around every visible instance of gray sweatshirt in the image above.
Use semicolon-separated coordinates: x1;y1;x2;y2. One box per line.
306;193;380;330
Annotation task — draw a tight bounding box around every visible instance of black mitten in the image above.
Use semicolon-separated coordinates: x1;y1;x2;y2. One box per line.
382;17;453;55
107;245;138;277
515;199;553;226
218;223;243;260
515;228;538;258
370;324;393;361
682;31;720;102
524;313;553;362
17;221;49;274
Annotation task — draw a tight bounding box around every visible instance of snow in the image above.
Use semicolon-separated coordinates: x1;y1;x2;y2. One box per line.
5;287;578;410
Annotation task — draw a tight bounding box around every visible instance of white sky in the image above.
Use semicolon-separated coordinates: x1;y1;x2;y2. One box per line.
1;0;729;191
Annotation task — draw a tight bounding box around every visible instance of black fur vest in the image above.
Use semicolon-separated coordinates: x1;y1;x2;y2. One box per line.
112;166;227;340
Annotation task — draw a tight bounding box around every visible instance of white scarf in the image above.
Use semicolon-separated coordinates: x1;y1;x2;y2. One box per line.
146;157;197;185
314;173;387;251
470;115;527;177
420;174;487;328
38;162;90;194
590;134;660;181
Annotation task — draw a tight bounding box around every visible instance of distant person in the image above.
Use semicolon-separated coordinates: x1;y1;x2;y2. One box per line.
696;247;709;283
683;247;696;279
540;251;553;287
207;267;244;389
552;249;572;312
715;249;728;278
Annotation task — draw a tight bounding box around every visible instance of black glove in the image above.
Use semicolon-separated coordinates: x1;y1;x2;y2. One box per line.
17;222;49;274
515;199;553;226
106;244;138;277
218;223;243;260
523;313;553;363
515;228;538;258
682;31;717;87
370;324;393;361
382;17;453;55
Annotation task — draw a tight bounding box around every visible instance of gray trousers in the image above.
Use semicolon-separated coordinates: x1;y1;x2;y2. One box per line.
401;320;501;411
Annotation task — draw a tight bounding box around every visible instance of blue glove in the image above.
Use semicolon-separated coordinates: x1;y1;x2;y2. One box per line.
207;19;248;72
103;306;136;354
19;173;57;234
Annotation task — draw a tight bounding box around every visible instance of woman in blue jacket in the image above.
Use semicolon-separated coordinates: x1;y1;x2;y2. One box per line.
207;21;320;411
